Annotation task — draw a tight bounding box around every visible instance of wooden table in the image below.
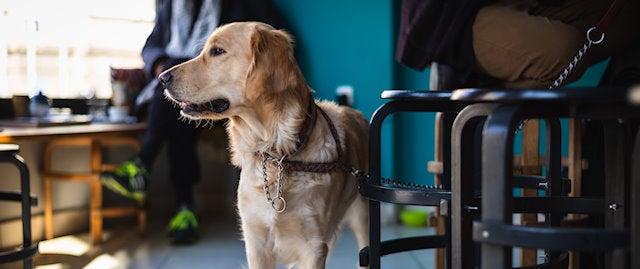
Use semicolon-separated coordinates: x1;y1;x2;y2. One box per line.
0;122;147;142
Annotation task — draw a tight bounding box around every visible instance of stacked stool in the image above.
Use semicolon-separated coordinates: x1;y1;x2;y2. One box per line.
361;86;633;268
359;89;569;268
359;90;467;269
451;87;634;268
0;144;38;269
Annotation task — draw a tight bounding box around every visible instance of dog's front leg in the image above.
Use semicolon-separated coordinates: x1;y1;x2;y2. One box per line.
297;242;328;269
241;212;275;268
244;232;276;269
346;195;370;269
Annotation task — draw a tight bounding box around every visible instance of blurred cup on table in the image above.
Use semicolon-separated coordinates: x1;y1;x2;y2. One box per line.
87;98;109;122
111;80;129;107
108;106;129;122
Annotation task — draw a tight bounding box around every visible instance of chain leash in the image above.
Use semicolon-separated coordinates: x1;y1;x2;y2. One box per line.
550;27;605;89
261;153;287;213
261;154;443;213
345;165;443;191
516;27;605;133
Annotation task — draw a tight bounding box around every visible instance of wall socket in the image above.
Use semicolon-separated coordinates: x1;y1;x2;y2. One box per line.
336;85;354;106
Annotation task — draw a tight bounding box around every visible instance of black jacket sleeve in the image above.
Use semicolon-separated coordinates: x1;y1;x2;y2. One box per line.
395;0;483;87
141;0;172;78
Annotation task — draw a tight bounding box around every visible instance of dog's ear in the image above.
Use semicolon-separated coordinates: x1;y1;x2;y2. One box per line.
246;25;300;101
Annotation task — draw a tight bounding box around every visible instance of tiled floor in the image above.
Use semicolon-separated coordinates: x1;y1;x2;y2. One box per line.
2;211;436;269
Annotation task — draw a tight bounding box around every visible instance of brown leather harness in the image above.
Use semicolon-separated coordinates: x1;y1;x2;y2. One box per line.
260;100;352;174
258;99;364;213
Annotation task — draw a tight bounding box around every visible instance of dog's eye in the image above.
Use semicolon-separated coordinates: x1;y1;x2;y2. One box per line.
210;47;226;56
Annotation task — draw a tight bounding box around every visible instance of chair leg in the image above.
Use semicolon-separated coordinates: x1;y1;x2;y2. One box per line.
632;128;640;269
567;118;583;269
451;103;499;269
44;179;53;240
368;200;381;269
89;140;103;244
434;112;445;269
602;120;628;269
0;147;37;268
90;177;103;244
480;105;521;269
478;105;565;269
137;201;147;235
15;153;34;269
519;119;541;266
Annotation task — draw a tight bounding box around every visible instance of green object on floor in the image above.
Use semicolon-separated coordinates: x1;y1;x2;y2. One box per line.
400;209;428;227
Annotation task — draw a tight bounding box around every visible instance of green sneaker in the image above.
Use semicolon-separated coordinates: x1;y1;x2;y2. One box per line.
167;205;199;244
100;157;149;201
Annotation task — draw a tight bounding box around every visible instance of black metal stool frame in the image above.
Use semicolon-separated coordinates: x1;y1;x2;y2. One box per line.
361;90;469;269
454;88;637;269
0;145;39;269
363;90;576;269
631;130;640;269
451;103;578;269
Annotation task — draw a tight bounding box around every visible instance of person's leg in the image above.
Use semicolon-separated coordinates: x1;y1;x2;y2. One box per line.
166;120;201;244
100;84;178;200
137;85;181;168
137;57;193;167
472;0;638;88
168;122;201;207
529;0;640;72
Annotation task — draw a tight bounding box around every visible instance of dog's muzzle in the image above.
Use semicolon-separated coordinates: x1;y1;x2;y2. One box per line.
160;72;230;114
183;99;230;114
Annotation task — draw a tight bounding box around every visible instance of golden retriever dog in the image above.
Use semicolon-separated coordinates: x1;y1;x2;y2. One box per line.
161;21;369;269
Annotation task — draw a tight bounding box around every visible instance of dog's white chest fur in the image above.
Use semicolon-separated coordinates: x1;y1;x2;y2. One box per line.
237;165;342;265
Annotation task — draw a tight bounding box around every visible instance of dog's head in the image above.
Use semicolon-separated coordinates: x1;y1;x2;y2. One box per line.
162;21;303;121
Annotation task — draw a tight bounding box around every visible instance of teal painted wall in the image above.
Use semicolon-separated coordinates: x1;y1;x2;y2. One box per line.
273;0;394;119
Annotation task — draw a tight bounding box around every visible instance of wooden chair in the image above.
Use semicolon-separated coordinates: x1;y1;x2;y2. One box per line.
43;136;146;244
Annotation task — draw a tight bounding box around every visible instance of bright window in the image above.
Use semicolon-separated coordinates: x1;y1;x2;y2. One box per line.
0;0;155;98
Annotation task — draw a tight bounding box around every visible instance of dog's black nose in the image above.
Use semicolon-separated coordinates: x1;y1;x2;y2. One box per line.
158;71;173;88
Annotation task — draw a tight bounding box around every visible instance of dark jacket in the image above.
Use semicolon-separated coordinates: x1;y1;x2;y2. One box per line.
141;0;289;78
395;0;483;88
